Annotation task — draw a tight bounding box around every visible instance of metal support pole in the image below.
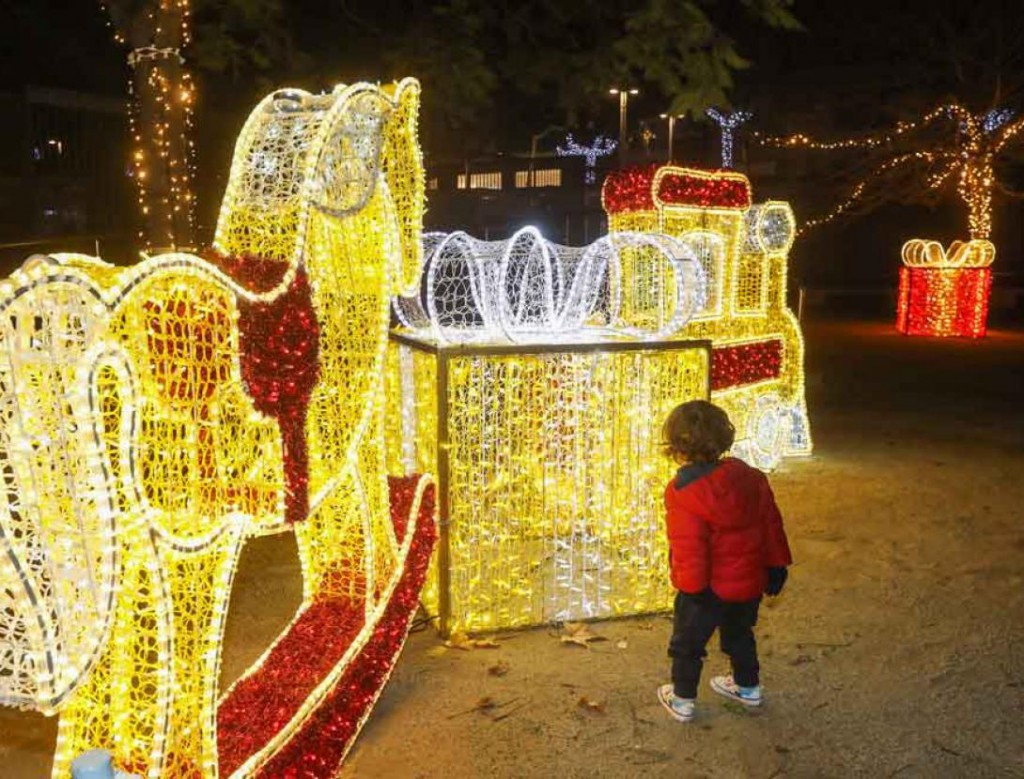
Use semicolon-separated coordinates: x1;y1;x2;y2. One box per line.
611;88;637;168
618;91;628;167
436;351;451;637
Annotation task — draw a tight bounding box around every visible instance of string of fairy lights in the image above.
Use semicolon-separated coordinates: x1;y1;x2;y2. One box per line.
754;104;954;151
101;1;197;249
755;104;1024;238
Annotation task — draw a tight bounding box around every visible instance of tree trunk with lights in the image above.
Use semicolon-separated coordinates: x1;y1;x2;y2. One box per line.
957;136;994;241
960;160;994;241
105;0;195;252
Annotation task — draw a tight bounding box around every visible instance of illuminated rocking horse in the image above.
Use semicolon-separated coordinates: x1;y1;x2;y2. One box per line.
0;78;435;778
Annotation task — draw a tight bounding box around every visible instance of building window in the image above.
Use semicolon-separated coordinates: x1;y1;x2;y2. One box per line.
457;171;502;190
427;176;439;191
515;169;562;188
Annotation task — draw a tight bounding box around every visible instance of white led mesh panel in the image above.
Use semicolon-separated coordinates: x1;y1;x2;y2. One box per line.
0;278;122;713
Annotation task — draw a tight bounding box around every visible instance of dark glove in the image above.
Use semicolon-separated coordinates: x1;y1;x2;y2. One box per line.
765;566;788;596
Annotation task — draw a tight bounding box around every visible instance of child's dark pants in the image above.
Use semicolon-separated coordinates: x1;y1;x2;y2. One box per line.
668;590;760;698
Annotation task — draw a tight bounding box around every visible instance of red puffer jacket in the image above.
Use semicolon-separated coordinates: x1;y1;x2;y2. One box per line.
664;457;792;602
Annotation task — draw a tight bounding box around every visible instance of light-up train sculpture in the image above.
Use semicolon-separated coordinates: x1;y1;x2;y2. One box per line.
0;79;435;778
601;165;811;467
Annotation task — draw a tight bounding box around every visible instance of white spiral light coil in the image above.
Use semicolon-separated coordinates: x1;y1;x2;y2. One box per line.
393;227;706;344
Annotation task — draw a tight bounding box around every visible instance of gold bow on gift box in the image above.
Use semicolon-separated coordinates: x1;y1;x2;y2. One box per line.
901;238;996;268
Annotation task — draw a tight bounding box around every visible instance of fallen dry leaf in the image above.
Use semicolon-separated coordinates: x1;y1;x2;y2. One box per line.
560;622;607;648
616;639;628;650
447;695;499;719
488;660;510;677
577;696;606;714
472;637;501;649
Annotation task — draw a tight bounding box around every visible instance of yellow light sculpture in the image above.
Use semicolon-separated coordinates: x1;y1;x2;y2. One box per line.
385;336;710;635
602;165;812;470
0;78;434;779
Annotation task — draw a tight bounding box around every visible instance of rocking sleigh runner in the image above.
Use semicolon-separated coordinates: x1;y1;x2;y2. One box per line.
0;79;437;778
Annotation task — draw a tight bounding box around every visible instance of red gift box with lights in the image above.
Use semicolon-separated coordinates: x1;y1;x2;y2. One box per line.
896;239;994;338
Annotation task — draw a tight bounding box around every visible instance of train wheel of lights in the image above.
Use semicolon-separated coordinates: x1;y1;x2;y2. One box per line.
739;394;791;471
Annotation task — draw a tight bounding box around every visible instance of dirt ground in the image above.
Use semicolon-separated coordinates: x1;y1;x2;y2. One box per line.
3;316;1024;778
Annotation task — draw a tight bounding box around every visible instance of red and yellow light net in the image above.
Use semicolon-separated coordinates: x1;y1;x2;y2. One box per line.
896;239;994;338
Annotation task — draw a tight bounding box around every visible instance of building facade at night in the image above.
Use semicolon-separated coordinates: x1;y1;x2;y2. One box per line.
0;87;132;269
424;153;615;243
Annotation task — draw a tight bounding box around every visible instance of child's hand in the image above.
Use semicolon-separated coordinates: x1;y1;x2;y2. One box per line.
765;566;788;596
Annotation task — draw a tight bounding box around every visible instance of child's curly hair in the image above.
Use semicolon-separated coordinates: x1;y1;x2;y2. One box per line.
662;400;735;463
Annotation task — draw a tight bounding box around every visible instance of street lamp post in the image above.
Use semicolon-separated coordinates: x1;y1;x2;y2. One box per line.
609;87;638;167
659;113;684;162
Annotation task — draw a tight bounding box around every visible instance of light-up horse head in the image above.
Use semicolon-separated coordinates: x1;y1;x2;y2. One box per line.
0;78;435;779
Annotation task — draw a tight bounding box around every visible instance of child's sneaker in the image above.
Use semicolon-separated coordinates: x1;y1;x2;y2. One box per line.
657;684;695;722
710;675;762;706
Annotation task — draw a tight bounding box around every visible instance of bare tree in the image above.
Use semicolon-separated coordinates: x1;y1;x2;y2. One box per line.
763;105;1024;239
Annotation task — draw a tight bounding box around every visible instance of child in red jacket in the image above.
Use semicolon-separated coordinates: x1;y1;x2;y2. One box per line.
657;400;792;722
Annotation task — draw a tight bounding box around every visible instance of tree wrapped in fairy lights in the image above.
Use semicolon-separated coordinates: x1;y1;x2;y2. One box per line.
759;104;1024;337
758;104;1024;238
102;0;197;251
100;0;289;252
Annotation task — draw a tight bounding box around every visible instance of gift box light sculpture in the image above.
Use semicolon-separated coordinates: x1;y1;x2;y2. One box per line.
0;78;436;779
602;165;812;470
896;238;994;337
390;228;710;634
